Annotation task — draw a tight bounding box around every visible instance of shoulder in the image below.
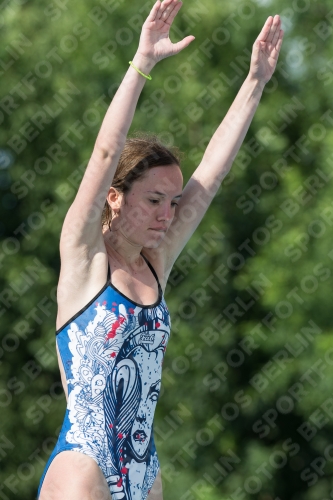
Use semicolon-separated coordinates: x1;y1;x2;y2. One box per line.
56;237;108;330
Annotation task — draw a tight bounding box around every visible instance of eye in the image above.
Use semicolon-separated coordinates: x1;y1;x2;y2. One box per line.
149;393;159;402
171;202;178;207
149;199;159;204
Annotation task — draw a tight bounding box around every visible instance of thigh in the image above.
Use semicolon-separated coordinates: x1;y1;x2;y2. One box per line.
147;468;163;500
39;450;112;500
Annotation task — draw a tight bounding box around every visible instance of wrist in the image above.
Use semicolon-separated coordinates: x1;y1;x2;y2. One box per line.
245;73;266;96
132;52;156;76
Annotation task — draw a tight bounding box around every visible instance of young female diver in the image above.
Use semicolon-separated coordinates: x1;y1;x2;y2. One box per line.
37;1;283;499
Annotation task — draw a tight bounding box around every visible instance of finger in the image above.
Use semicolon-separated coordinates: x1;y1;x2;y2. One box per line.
146;0;162;22
271;18;282;47
256;16;273;43
266;14;281;43
163;0;182;25
271;30;284;61
274;30;284;54
252;39;265;59
157;0;173;20
172;35;195;55
251;39;261;58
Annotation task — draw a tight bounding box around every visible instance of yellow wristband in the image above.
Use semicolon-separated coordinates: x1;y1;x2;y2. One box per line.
129;61;152;80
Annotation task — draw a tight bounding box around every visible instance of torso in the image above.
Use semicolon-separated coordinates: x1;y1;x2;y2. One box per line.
55;232;168;400
43;236;171;500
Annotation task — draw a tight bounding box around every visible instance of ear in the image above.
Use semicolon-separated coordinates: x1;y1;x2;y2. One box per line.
106;187;123;213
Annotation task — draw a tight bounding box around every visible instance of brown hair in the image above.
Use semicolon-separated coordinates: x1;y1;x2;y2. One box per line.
101;131;184;231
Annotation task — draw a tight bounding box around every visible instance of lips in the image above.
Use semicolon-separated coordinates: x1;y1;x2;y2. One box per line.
133;430;147;442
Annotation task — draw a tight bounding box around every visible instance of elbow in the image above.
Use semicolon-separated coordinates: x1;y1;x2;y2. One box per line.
93;144;113;161
94;136;126;162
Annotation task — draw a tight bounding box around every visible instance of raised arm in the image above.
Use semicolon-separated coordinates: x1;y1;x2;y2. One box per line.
60;0;194;251
159;15;284;273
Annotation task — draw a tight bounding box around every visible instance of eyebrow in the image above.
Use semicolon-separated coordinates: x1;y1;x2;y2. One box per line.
145;190;183;198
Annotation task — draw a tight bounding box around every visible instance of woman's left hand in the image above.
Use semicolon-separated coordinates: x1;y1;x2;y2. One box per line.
136;0;195;65
249;15;284;84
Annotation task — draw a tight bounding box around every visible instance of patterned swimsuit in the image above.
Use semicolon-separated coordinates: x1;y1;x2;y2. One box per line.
37;253;171;500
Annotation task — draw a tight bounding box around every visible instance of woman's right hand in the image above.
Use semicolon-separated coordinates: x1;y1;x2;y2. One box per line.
136;0;195;65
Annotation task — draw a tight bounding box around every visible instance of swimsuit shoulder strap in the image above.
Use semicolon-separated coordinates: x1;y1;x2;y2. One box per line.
107;253;162;292
141;253;162;292
107;259;111;282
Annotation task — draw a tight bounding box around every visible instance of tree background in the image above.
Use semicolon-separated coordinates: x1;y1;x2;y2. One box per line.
1;0;333;499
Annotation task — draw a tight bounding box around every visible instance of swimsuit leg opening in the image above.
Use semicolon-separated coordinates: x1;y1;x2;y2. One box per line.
37;448;62;499
38;449;113;500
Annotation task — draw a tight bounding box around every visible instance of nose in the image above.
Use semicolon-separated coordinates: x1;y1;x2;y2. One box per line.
136;414;146;424
157;201;173;222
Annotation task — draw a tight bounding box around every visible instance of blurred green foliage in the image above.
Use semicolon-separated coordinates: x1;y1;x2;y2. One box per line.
1;0;333;499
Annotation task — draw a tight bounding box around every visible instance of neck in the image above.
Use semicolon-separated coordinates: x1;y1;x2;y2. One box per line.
103;224;145;271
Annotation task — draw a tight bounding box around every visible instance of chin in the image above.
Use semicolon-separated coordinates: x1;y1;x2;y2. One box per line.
144;235;165;247
144;240;162;249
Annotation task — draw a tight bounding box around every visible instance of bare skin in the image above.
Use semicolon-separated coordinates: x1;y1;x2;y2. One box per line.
39;1;284;498
40;452;163;500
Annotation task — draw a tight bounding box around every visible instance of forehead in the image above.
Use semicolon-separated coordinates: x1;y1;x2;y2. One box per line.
137;165;183;192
